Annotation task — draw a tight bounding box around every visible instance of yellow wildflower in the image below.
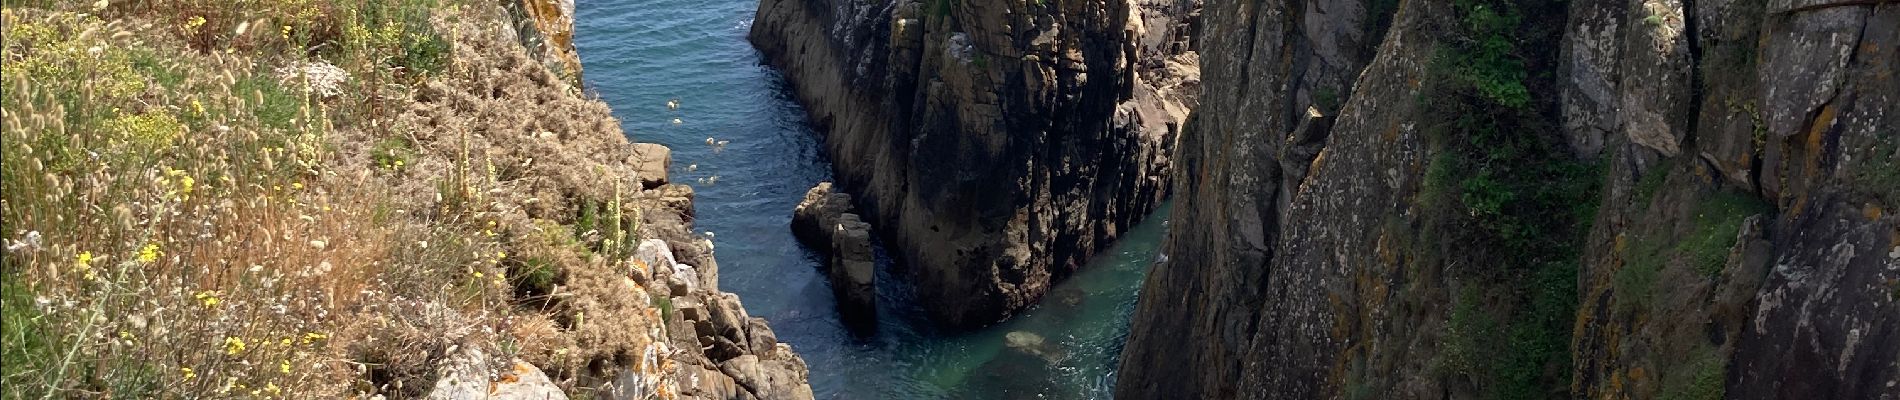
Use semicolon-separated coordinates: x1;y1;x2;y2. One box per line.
279;359;291;374
178;174;195;198
291;182;303;190
75;251;96;280
186;16;206;33
266;382;281;396
224;336;246;355
181;367;196;380
301;332;327;344
195;290;221;308
137;243;162;264
496;251;507;260
190;98;206;116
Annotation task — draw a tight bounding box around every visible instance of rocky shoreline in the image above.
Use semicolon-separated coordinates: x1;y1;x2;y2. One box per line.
749;0;1202;328
415;2;816;398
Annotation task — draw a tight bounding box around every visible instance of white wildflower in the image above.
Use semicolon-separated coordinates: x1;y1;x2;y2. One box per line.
274;61;350;98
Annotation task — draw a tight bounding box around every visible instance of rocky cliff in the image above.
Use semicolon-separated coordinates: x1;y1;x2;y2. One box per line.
749;0;1201;327
1118;0;1897;398
416;3;816;399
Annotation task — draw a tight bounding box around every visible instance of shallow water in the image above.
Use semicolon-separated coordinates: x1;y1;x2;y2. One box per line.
573;1;1169;398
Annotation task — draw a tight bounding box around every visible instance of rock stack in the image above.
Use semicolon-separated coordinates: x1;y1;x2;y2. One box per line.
790;183;877;323
750;0;1202;327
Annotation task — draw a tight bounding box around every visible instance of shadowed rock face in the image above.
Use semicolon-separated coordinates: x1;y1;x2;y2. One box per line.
1117;0;1898;398
748;0;1201;327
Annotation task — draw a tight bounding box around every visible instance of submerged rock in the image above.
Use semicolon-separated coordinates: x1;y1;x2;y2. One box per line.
1004;331;1065;364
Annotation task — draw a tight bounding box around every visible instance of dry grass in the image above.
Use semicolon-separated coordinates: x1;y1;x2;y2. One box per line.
2;1;674;398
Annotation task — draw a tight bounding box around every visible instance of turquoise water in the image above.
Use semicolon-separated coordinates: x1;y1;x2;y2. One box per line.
572;1;1168;398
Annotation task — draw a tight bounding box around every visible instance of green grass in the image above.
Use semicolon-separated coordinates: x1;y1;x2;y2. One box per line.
231;75;306;130
1615;190;1769;314
371;136;417;170
2;279;62;399
1614;244;1663;314
651;295;675;324
1852;142;1900;207
1679;192;1770;277
1658;344;1727;400
1635;163;1671;207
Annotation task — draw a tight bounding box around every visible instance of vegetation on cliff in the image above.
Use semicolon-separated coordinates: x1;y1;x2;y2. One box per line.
1417;1;1598;398
0;1;713;398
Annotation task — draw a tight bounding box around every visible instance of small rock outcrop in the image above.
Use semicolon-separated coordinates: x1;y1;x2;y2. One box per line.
631;142;671;190
634;215;817;400
751;0;1203;328
427;349;567;400
508;0;583;84
791;183;877;322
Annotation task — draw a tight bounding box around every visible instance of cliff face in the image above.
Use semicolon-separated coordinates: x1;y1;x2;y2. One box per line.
749;0;1201;327
1118;0;1898;399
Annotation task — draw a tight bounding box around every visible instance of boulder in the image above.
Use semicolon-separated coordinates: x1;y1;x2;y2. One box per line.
638;183;696;220
426;349;566;400
630;143;671;190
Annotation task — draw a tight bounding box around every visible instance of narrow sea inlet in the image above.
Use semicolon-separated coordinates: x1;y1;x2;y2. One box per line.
573;0;1170;398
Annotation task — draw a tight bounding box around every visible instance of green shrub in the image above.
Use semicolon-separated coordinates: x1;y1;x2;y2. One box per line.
370;136;416;170
232;76;305;130
1418;1;1592;399
510;256;561;300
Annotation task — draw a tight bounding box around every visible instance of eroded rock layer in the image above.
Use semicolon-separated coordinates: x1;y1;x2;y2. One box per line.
749;0;1202;327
